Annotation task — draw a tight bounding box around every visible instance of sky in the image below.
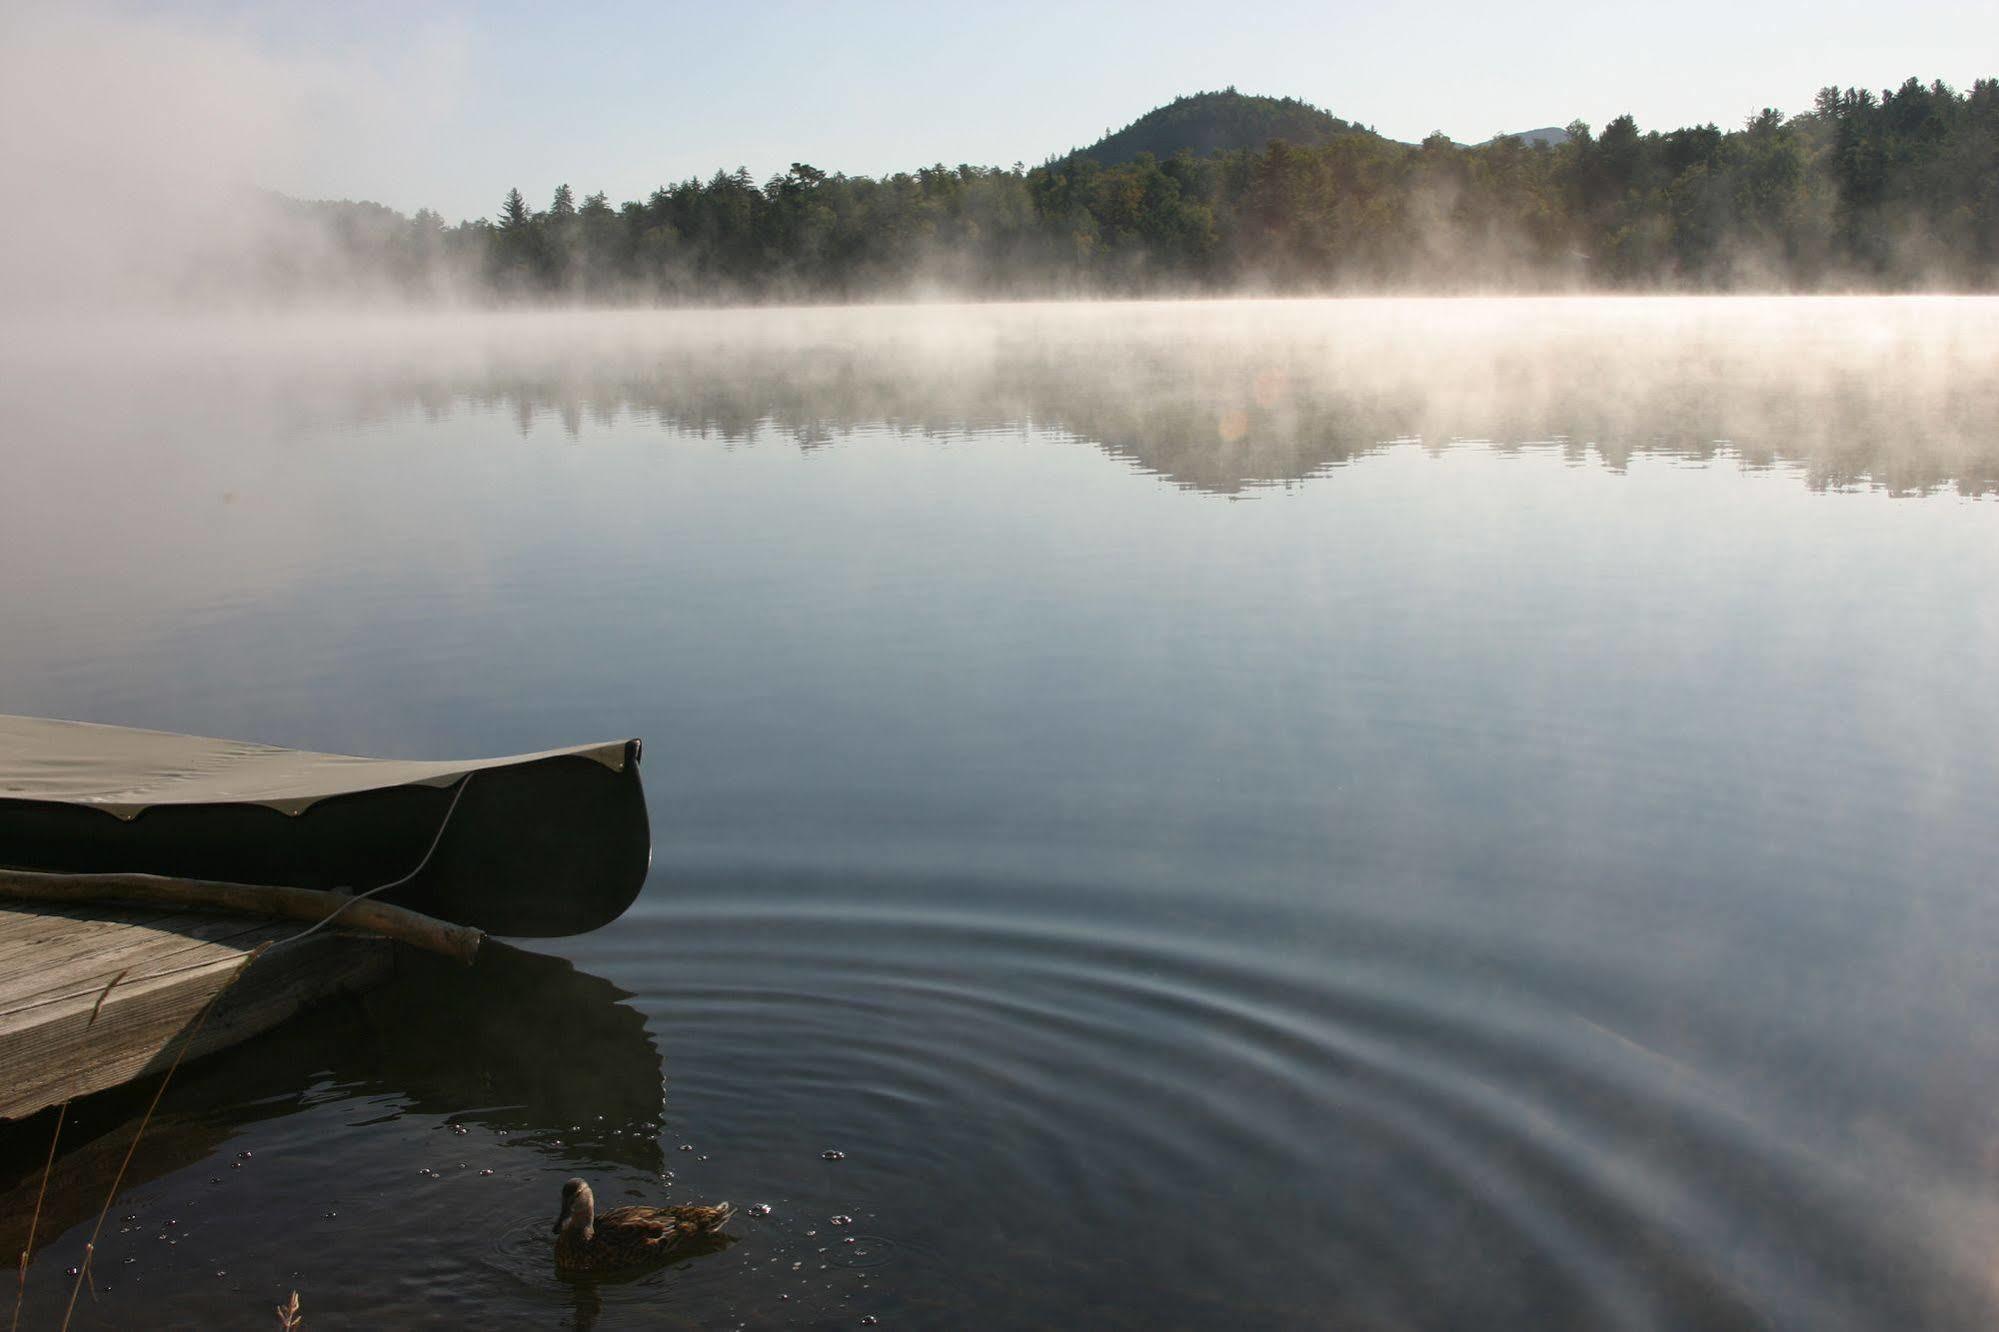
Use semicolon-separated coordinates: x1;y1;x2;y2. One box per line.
8;0;1999;223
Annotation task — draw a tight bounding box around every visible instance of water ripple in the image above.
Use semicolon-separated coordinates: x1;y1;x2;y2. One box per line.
569;880;1999;1329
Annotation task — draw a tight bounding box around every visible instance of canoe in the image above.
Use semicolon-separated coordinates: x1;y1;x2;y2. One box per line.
0;715;651;937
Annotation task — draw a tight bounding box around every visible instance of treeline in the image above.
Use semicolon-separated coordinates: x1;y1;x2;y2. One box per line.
278;78;1997;299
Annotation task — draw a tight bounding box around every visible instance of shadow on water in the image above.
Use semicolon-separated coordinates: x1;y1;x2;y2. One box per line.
0;941;664;1266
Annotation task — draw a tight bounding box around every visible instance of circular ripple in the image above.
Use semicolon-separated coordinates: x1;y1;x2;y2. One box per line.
826;1235;898;1270
575;880;1966;1328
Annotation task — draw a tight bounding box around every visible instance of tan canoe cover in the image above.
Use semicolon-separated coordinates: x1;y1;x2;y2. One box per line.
0;715;629;821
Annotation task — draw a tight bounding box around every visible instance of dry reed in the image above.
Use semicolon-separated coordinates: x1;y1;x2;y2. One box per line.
10;968;128;1332
56;945;269;1332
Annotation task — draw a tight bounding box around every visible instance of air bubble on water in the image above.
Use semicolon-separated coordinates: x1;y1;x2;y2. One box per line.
479;1168;495;1177
821;1150;845;1161
748;1203;772;1217
830;1215;853;1226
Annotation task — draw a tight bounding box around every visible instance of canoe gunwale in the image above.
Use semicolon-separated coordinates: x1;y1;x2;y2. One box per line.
0;714;634;821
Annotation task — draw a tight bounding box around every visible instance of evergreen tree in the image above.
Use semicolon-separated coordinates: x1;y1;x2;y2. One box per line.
499;188;530;230
275;76;1999;299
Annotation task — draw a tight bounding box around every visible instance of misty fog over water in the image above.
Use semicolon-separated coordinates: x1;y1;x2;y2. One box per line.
4;297;1998;1328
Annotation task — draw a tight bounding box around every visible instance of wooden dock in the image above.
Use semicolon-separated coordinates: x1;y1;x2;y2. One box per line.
0;714;649;1132
0;903;393;1122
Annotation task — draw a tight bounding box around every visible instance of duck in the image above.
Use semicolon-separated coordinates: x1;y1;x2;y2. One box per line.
552;1177;735;1275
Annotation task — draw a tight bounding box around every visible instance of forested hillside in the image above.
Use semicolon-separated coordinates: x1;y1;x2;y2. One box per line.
269;79;1998;300
1065;90;1371;165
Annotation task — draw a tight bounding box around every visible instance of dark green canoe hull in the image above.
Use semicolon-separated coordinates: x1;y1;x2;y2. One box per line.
0;733;650;939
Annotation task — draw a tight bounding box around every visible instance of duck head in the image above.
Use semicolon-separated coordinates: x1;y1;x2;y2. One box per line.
554;1177;596;1241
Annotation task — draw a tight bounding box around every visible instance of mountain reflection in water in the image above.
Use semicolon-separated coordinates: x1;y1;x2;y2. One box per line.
115;297;1999;498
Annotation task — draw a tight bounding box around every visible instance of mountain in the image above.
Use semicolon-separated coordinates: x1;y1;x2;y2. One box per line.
1064;89;1374;165
1485;126;1572;148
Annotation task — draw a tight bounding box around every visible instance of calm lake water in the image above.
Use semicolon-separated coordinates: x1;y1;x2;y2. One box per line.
3;298;1998;1329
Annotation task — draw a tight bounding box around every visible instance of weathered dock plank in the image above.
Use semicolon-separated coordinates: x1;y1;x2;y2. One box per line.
0;913;267;1007
0;904;393;1122
0;905;188;969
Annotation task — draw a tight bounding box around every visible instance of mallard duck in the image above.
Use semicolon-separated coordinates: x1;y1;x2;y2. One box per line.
552;1177;734;1274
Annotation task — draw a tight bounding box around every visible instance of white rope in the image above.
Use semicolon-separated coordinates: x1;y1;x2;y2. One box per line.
271;770;478;952
16;772;483;1015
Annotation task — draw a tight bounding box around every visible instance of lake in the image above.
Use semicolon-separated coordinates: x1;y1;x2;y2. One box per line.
3;297;1998;1329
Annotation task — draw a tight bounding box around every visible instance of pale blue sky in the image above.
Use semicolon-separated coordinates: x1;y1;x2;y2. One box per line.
101;0;1999;220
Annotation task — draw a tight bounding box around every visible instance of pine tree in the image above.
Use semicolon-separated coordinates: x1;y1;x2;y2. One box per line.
500;188;530;229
